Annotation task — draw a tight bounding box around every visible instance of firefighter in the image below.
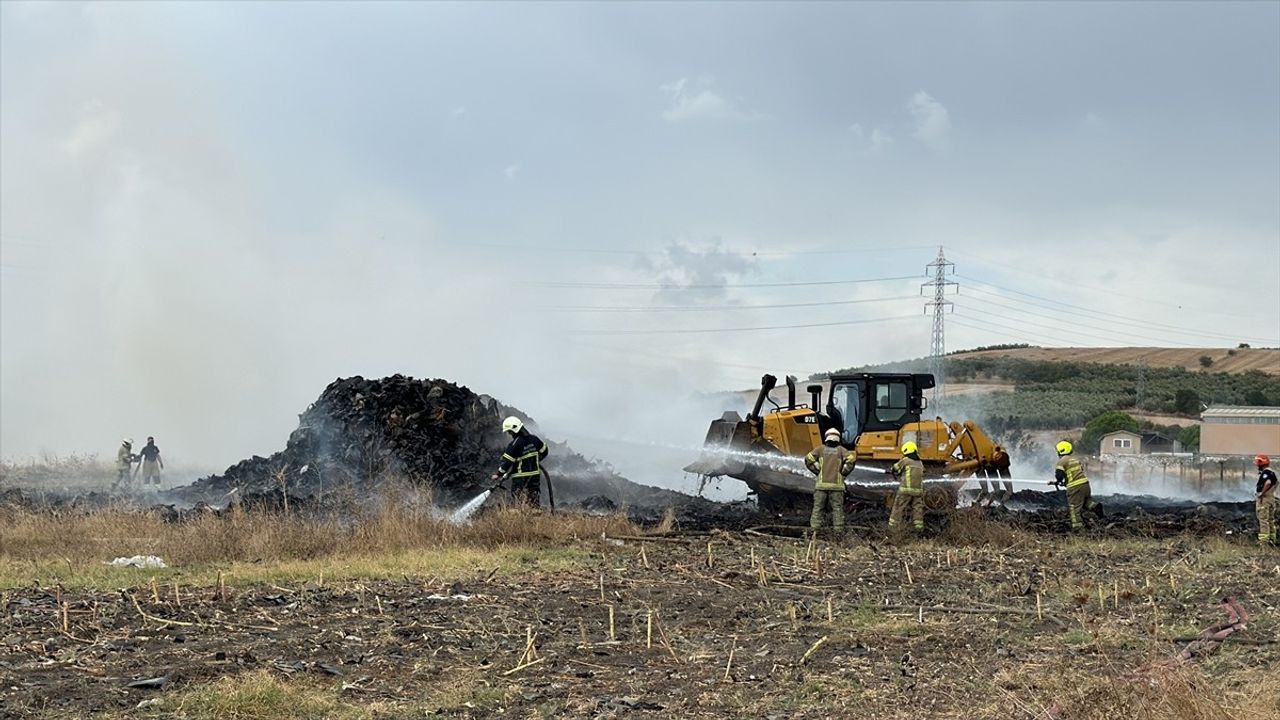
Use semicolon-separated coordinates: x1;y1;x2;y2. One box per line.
491;417;548;507
888;441;925;533
804;428;856;533
1053;441;1102;531
112;438;136;491
1255;454;1276;547
137;436;164;488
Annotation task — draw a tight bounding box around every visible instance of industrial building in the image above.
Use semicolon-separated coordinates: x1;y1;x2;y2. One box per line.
1199;406;1280;456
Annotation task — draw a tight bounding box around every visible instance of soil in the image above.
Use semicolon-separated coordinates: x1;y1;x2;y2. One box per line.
3;532;1275;719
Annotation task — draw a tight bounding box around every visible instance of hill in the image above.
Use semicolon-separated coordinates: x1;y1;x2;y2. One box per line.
947;346;1280;375
827;350;1280;439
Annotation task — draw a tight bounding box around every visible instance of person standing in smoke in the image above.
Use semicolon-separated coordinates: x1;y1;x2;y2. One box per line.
137;436;164;488
112;438;137;491
491;416;548;507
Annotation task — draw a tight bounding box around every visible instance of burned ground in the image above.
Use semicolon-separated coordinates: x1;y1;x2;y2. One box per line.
2;515;1277;720
2;374;1275;719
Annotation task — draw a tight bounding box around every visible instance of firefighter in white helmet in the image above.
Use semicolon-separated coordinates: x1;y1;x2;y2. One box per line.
112;438;137;492
491;417;549;507
804;428;856;533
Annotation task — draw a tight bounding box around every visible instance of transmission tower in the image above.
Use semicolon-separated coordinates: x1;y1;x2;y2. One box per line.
923;246;957;407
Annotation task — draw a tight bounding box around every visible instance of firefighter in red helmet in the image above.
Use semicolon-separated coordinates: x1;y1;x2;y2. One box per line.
1255;454;1276;547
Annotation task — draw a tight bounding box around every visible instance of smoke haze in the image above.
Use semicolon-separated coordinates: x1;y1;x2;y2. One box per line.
3;3;1278;488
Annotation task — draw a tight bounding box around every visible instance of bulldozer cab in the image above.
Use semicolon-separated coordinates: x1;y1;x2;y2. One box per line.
824;373;934;442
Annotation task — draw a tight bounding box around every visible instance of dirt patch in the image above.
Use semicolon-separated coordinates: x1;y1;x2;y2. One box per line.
3;532;1275;719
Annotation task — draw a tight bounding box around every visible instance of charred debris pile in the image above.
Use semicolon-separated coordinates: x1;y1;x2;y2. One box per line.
172;375;700;513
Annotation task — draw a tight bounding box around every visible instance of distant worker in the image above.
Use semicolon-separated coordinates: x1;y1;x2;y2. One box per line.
805;428;857;533
137;436;164;488
1255;454;1276;547
112;438;136;491
888;441;926;534
978;445;1015;506
1053;441;1102;531
491;417;549;507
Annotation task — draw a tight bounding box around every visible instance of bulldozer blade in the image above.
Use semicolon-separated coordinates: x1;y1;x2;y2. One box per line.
684;410;754;478
682;454;745;478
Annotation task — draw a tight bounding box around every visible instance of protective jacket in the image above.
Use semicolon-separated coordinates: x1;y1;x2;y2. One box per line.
891;455;925;496
805;444;856;491
116;445;134;471
1258;467;1278;497
1055;456;1089;489
498;430;549;480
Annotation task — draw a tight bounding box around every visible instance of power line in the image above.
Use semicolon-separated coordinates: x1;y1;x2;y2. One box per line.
948;314;1087;347
949;247;1253;319
540;294;919;313
456;240;935;258
529;274;922;290
960;284;1267;344
568;314;920;336
568;341;820;377
955;274;1278;344
953;295;1200;347
952;302;1192;347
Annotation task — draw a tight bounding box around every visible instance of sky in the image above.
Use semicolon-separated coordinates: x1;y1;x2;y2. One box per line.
2;1;1279;476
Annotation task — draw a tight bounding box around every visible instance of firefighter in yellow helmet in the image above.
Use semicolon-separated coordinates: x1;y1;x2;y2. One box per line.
888;441;925;533
805;428;857;533
1053;440;1102;531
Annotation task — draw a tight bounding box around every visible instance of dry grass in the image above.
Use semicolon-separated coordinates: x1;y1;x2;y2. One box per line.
936;506;1031;548
1034;665;1278;720
0;500;637;588
164;671;359;720
0;453;115;489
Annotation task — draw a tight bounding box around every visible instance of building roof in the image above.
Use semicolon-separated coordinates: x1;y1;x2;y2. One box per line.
1201;406;1280;419
1100;429;1141;438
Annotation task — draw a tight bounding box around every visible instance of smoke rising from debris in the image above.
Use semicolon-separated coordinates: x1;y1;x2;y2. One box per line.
4;2;1277;492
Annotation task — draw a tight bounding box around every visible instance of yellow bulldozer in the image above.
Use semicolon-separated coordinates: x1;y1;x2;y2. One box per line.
684;373;1006;513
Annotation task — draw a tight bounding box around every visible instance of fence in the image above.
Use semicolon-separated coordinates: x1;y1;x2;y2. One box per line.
1082;454;1259;500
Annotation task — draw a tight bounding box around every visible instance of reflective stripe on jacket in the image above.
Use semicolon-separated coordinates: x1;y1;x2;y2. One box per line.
499;431;549;478
892;456;925;496
1056;456;1089;489
805;445;855;491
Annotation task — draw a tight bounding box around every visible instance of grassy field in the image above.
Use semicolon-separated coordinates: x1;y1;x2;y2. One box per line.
948;347;1280;376
2;502;1277;720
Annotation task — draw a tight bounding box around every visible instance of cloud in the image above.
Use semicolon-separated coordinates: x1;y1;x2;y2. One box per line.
1083;112;1104;129
504;164;519;180
659;77;740;122
61;100;122;158
637;239;757;304
907;90;950;149
451;105;467;117
849;123;893;154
